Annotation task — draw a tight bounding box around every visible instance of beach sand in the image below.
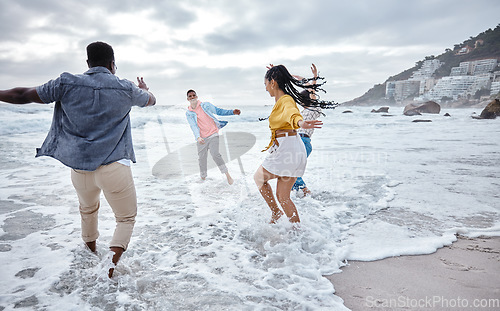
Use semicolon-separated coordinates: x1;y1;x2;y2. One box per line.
326;235;500;310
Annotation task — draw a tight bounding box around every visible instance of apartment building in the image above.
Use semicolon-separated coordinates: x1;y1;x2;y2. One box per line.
385;81;396;99
385;80;420;101
385;59;442;100
409;59;442;80
450;59;498;76
491;71;500;95
450;62;469;76
387;58;499;102
491;81;500;96
470;59;498;75
426;76;477;100
419;78;437;95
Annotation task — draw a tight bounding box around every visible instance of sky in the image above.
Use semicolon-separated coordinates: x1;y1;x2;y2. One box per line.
1;0;499;106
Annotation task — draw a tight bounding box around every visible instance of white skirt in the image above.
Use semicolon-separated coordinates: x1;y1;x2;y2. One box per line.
262;135;307;177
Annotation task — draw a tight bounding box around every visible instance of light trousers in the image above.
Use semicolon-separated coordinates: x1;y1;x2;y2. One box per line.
197;134;228;179
71;162;137;250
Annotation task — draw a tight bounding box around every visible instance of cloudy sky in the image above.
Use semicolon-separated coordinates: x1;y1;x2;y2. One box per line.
1;0;499;106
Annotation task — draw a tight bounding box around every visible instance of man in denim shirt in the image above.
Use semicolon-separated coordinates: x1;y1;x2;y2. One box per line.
0;41;156;278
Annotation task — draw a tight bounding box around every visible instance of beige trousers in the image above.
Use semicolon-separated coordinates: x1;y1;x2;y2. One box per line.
71;162;137;250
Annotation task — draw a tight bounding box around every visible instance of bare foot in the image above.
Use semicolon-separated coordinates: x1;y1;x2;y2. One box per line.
108;247;124;278
269;210;284;224
288;215;301;224
226;172;234;185
302;187;311;197
86;241;96;253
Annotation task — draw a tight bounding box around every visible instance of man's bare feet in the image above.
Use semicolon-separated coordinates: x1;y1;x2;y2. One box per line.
226;172;234;185
86;241;96;253
108;247;124;278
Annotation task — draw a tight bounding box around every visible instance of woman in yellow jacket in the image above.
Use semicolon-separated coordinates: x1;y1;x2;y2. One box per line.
254;64;336;224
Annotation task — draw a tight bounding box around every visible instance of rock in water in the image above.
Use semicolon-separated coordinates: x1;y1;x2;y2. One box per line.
477;99;500;119
371;107;389;113
404;110;421;116
404;101;441;115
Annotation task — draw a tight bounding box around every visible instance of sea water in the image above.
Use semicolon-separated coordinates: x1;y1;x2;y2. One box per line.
0;103;499;310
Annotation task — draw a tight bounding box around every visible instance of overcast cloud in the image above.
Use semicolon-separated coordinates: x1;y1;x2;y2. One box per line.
1;0;499;106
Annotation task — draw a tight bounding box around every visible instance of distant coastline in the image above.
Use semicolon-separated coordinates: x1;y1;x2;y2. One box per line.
344;24;500;109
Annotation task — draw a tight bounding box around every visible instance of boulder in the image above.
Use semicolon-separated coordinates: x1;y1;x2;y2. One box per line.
475;99;500;119
444;113;451;117
403;101;440;116
371;107;390;113
403;110;421;116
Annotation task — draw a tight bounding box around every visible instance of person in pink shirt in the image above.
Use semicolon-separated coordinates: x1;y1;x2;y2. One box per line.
186;89;241;184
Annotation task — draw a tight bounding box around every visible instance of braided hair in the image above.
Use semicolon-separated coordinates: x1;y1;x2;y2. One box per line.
265;65;339;109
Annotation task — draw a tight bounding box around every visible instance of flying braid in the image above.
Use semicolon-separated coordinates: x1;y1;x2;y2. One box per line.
265;65;339;109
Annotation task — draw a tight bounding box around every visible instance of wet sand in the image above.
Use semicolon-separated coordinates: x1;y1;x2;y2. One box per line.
326;236;500;310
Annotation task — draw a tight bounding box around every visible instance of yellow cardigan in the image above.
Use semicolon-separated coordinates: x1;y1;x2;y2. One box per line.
263;95;303;151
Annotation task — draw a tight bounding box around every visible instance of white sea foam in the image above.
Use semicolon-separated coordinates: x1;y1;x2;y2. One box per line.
0;103;499;310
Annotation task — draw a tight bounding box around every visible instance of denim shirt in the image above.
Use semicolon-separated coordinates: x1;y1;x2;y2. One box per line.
35;67;150;171
186;102;234;141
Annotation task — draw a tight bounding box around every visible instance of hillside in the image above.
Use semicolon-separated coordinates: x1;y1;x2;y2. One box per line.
344;24;500;106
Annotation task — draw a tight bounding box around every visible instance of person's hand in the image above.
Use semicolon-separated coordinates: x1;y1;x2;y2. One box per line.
137;77;149;90
298;120;323;129
311;64;318;83
266;64;274;70
233;109;241;115
197;137;205;144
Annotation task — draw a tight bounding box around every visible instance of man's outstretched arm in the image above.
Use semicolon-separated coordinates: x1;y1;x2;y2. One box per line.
0;87;44;104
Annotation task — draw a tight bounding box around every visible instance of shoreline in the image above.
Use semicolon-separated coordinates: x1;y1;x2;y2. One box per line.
326;235;500;310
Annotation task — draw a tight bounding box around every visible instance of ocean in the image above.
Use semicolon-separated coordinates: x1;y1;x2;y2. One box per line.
0;103;499;310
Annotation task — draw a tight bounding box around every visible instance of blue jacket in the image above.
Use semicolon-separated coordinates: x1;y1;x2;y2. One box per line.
186;102;234;141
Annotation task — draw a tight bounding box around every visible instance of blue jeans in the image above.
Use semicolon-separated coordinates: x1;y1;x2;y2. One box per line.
292;136;312;191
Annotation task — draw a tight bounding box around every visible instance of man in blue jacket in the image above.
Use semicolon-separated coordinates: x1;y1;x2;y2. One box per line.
186;89;240;184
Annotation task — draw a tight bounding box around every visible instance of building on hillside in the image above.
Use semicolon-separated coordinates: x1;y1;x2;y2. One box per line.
470;74;492;94
403;59;442;97
393;80;421;101
385;80;420;101
491;81;500;96
493;71;500;81
385;81;396;99
419;78;437;95
450;59;498;76
387;59;499;102
450;62;470;76
470;59;498;75
456;45;473;55
426;76;477;100
409;59;442;80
